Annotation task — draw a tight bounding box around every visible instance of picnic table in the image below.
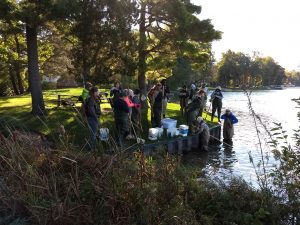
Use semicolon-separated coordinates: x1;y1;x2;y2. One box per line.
57;94;112;107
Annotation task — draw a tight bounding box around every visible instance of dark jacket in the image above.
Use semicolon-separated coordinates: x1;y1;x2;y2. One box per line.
187;96;202;112
211;90;223;101
85;97;101;119
114;98;130;120
179;89;189;99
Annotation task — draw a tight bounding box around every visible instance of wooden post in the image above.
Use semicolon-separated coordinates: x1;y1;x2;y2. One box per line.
58;95;61;107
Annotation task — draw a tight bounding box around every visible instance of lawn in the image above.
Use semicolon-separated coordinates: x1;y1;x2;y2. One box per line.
0;88;218;147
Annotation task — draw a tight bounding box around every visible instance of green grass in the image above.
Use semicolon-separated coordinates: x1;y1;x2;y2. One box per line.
0;88;218;147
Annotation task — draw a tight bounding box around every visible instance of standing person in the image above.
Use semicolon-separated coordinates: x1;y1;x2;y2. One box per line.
189;83;197;102
110;81;122;107
84;87;101;150
198;90;206;117
132;89;142;135
186;90;203;127
124;89;141;139
179;85;189;116
150;83;163;127
161;79;170;118
114;91;130;147
80;82;92;103
221;109;238;142
210;86;223;122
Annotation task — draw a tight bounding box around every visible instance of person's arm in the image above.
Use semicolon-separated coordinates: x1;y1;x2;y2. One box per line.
231;114;238;124
110;88;114;97
221;114;226;120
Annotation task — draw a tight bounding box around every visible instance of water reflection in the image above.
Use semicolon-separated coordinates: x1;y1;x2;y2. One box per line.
183;88;300;184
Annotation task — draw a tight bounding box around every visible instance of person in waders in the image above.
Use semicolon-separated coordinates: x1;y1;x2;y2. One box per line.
221;109;238;143
179;85;189;116
161;79;170;118
150;83;163;128
194;116;210;151
186;90;203;128
84;87;101;150
114;91;130;147
210;86;223;122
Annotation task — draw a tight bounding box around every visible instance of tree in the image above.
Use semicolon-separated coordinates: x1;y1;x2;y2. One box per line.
69;0;137;86
136;0;221;105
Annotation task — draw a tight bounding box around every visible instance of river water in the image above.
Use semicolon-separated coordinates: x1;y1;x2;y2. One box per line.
183;87;300;185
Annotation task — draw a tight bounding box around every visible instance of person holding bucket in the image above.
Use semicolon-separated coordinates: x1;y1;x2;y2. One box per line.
84;86;101;150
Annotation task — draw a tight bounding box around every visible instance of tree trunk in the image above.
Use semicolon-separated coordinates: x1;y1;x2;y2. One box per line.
82;55;90;88
9;66;19;95
14;34;25;94
138;2;148;108
26;24;46;115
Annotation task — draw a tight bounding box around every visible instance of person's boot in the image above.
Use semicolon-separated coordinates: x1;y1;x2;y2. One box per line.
163;114;166;118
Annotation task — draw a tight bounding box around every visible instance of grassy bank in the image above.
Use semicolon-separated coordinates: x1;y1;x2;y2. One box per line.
0;88;218;147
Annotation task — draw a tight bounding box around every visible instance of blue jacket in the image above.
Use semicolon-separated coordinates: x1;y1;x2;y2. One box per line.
221;113;238;124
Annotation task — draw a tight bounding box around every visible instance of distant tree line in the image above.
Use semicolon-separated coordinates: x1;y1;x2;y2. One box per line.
216;50;289;88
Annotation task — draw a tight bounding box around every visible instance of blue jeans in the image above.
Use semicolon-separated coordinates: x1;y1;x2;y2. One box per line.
87;117;99;150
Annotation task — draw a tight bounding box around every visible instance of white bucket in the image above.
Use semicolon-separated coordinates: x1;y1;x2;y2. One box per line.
167;128;177;138
148;128;159;141
161;118;177;129
99;128;109;141
179;125;189;137
156;127;164;138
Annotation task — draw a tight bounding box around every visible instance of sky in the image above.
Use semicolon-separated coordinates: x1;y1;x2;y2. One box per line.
192;0;300;71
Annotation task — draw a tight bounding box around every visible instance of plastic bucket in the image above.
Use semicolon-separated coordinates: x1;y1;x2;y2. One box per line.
99;128;109;141
161;118;177;129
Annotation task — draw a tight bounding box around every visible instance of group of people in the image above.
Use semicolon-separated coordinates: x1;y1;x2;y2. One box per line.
82;80;238;150
82;81;142;149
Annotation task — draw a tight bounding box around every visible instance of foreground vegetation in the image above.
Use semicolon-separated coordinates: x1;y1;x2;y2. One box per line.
0;135;296;225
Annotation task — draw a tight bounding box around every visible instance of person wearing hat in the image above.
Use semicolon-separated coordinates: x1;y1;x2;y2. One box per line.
193;116;210;151
84;86;101;150
210;86;223;122
114;90;130;147
221;109;238;142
